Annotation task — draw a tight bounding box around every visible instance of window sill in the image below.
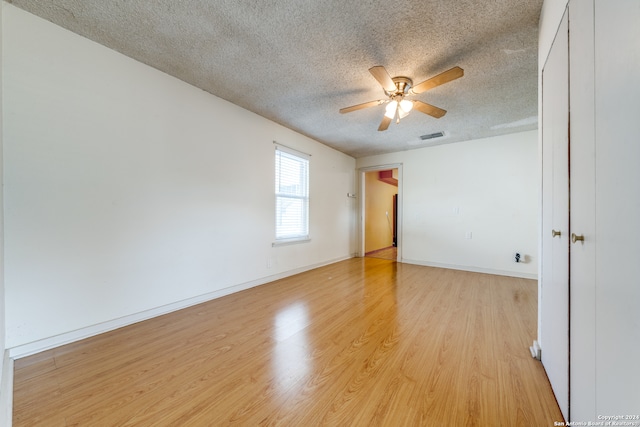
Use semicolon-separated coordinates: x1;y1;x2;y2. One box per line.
272;237;311;247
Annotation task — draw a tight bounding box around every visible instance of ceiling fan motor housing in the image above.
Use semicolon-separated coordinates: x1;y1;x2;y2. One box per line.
385;76;413;97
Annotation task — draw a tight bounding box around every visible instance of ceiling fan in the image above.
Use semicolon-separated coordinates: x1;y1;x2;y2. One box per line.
339;65;464;131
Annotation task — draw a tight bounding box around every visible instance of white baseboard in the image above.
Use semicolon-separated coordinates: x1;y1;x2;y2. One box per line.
401;258;538;280
9;255;353;359
0;350;13;427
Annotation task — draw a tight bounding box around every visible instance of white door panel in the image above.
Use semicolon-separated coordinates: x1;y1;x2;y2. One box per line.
541;9;569;420
568;0;597;421
594;0;640;414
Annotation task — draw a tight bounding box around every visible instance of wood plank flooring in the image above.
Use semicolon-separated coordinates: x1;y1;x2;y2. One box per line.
365;246;397;261
13;258;563;426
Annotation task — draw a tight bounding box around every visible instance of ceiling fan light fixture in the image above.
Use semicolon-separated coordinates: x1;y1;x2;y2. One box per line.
398;99;413;119
400;99;413;113
384;101;398;118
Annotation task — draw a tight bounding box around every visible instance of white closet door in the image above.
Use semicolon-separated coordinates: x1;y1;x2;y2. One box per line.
541;9;569;421
568;0;597;421
594;0;640;414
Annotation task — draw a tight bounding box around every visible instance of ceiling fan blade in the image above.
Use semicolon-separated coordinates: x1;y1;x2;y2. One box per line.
413;100;447;118
369;66;397;92
412;66;464;94
339;99;386;114
378;114;392;131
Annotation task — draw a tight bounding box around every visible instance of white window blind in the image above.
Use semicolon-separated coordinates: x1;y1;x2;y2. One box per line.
275;146;309;242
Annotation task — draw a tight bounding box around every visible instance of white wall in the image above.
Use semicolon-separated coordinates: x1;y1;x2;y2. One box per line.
0;0;4;367
0;4;11;425
357;131;538;278
3;5;356;354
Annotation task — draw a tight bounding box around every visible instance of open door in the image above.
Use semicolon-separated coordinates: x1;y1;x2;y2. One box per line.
360;165;402;261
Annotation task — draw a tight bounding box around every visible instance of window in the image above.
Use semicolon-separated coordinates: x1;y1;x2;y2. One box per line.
275;146;309;243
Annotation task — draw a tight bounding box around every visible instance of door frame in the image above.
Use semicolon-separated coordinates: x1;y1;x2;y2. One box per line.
358;163;403;260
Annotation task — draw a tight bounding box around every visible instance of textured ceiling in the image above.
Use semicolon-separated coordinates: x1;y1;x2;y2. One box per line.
9;0;542;158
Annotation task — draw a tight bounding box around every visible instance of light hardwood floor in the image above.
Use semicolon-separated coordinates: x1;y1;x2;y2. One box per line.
14;258;563;426
365;246;397;261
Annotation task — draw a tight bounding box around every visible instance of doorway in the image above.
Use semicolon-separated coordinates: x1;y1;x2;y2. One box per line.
360;165;402;261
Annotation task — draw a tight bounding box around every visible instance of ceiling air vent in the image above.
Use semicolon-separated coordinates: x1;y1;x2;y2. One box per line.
419;131;445;140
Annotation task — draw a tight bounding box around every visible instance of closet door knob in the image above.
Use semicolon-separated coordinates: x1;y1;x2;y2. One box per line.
552;229;561;238
571;233;585;243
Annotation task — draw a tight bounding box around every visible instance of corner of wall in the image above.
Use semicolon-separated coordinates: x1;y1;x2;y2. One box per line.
0;0;5;360
0;351;12;427
1;5;15;424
